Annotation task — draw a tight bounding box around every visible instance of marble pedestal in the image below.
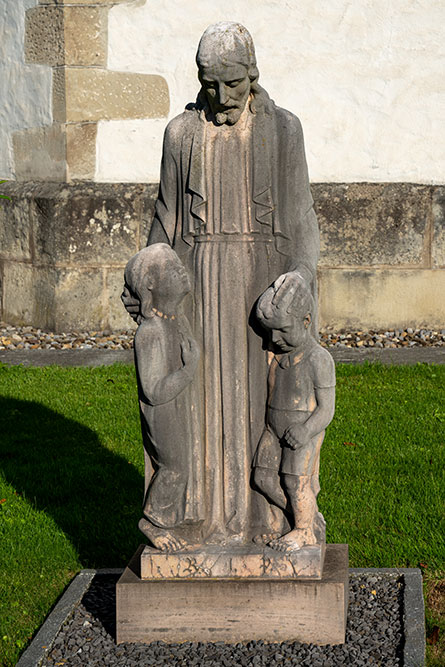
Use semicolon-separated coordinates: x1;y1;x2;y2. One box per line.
116;543;348;645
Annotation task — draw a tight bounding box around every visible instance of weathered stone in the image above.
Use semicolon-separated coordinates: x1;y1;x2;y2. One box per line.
0;197;32;261
1;180;442;333
105;268;137;332
66;123;97;180
39;0;127;4
0;182;156;330
51;68;67;124
141;543;326;580
432;186;445;268
53;68;170;123
26;4;108;67
25;6;64;66
319;268;445;330
117;544;348;644
140;184;158;244
29;183;143;265
314;183;431;267
123;22;321;552
1;261;36;326
13;125;67;182
1;261;106;332
50;267;106;331
64;7;107;67
252;276;335;556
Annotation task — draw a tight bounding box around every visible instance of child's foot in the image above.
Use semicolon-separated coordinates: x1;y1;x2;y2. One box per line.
268;527;317;553
139;518;187;552
253;532;281;546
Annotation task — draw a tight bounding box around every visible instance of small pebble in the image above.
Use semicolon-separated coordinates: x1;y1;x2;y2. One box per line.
0;324;443;351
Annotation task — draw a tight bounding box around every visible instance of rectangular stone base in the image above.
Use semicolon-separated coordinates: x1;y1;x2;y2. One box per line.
141;542;325;580
116;544;348;645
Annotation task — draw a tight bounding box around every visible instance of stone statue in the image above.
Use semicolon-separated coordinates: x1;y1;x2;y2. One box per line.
123;22;321;548
123;244;202;552
253;274;336;552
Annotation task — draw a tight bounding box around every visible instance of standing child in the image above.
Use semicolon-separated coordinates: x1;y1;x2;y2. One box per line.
253;273;335;552
123;244;202;552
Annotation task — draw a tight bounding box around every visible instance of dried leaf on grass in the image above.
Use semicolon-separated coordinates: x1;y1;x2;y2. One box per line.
427;625;440;645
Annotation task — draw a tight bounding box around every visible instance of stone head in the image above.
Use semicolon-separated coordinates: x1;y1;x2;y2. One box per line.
124;244;191;319
256;274;314;352
196;22;259;125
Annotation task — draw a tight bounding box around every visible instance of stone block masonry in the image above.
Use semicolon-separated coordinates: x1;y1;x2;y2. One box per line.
0;182;156;331
0;181;443;332
25;5;108;67
14;0;169;182
312;183;445;330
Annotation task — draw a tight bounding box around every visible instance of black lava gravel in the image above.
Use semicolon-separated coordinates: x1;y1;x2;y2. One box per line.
42;573;404;666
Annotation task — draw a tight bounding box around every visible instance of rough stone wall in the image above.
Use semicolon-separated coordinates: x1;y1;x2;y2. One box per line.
0;182;443;332
5;0;169;182
313;184;445;329
0;182;154;331
0;0;52;179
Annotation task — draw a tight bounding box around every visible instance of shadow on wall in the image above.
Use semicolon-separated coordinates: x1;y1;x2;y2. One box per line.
0;397;143;566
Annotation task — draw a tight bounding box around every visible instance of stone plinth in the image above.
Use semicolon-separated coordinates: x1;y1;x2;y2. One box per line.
140;542;325;580
116;544;348;645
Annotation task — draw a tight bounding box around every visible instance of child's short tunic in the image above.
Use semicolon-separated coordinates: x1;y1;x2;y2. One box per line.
268;344;335;413
254;343;335;476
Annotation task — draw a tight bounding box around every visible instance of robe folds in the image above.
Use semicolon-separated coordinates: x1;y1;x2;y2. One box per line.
148;96;320;543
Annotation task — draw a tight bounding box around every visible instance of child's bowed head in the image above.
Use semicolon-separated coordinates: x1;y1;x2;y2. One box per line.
123;244;191;321
256;273;315;329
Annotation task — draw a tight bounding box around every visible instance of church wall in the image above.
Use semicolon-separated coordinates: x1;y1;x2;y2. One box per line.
1;181;444;332
0;0;53;180
102;0;445;185
0;1;444;332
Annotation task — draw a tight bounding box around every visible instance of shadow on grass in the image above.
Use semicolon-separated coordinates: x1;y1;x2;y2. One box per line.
0;397;143;567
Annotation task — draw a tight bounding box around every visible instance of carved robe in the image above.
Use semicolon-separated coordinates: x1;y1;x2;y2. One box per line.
148;94;319;542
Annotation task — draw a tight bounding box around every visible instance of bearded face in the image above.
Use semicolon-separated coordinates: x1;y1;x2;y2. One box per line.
198;60;251;125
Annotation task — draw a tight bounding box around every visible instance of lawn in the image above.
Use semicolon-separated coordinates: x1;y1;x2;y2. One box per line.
0;362;444;666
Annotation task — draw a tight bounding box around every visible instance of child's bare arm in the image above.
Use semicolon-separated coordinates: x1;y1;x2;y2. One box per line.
283;386;335;449
135;326;199;406
283;347;335;449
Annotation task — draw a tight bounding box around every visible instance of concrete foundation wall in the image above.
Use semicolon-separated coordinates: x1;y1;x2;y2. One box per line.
1;182;443;332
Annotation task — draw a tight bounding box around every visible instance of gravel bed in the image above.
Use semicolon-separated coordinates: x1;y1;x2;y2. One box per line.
1;323;444;351
42;572;404;666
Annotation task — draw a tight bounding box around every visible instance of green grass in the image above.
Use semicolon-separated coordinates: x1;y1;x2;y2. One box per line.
0;362;444;666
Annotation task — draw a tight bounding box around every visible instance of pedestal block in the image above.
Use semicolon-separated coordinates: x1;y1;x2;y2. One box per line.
116;544;348;645
141;542;325;580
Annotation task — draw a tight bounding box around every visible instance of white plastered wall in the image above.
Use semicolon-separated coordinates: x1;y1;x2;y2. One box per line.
97;0;445;184
0;0;52;179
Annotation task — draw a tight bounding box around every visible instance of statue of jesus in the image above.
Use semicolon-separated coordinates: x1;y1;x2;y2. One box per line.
123;22;320;548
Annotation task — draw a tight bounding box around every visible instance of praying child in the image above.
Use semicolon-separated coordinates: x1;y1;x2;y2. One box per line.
253;273;335;553
122;244;202;552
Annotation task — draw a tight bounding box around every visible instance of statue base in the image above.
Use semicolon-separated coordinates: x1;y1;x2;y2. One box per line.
140;541;325;580
116;543;348;645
